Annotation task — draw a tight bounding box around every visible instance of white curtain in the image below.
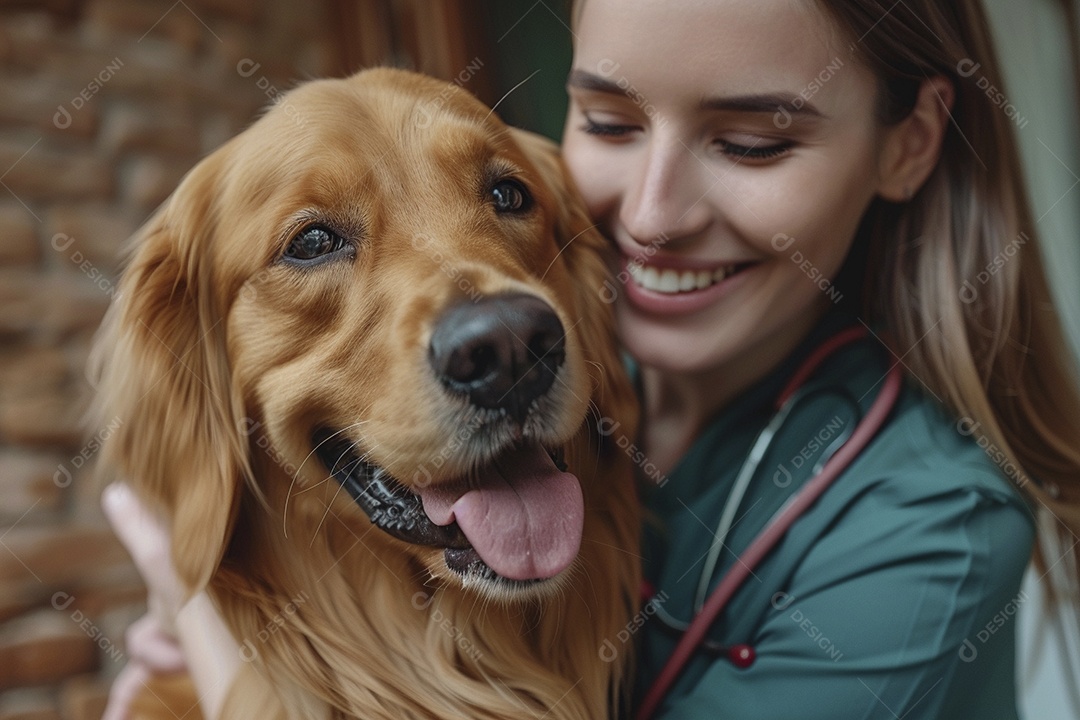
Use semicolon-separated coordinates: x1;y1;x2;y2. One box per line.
984;0;1080;354
989;2;1080;716
985;3;1080;718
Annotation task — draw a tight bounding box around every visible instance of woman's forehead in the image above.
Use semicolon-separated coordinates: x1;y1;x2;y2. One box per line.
570;0;874;121
572;0;848;95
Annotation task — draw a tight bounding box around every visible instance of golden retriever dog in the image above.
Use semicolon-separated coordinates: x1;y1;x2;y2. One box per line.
91;68;640;719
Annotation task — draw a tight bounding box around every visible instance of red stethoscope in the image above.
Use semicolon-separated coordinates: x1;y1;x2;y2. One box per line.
636;325;905;720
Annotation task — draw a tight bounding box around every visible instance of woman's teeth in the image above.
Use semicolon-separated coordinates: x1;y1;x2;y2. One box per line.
627;263;737;294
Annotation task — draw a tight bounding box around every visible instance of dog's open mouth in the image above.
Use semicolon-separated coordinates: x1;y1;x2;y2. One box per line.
314;429;581;583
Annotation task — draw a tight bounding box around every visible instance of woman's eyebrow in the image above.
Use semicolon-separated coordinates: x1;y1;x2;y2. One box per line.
699;94;828;120
566;69;828;120
566;69;625;94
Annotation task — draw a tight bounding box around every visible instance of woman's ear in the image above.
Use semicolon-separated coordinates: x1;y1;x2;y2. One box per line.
877;75;955;202
91;151;249;595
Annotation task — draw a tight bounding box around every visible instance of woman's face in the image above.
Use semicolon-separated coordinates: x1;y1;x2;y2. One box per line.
562;0;887;374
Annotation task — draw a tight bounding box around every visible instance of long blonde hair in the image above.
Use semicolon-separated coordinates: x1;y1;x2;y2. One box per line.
817;0;1080;601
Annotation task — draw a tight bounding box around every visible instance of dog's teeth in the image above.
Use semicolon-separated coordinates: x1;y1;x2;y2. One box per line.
678;270;697;291
695;270;712;290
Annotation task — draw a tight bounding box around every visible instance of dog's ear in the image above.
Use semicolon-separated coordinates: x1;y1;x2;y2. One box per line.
91;149;249;595
509;128;639;440
508;128;599;253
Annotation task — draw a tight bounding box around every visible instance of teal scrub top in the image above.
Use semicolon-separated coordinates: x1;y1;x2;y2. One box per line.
630;309;1036;719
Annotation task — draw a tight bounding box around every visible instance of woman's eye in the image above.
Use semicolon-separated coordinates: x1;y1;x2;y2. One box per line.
284;226;348;261
582;118;637;138
717;139;794;162
491;179;532;214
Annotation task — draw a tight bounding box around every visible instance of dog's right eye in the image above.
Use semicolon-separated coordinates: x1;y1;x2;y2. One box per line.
284;226;348;263
491;179;532;214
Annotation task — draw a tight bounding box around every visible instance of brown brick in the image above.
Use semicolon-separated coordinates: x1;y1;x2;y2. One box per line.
60;574;145;620
89;56;200;105
59;675;110;720
190;0;259;23
83;0;209;54
0;339;83;446
0;76;99;138
0;141;113;203
0;687;62;720
0;271;112;339
0;582;44;626
0;392;85;449
19;41;132;97
0;346;69;399
122;155;192;212
0;205;38;267
214;24;257;74
0;570;144;630
91;603;142;671
0;14;57;74
0;526;128;588
0;450;65;521
91;52;264;131
102;104;200;158
45;205;136;272
0;609;99;690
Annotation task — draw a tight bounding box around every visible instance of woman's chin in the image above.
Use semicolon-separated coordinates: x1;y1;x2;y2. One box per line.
615;313;737;376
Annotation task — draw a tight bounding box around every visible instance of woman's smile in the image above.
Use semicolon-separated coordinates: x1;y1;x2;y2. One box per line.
620;252;762;316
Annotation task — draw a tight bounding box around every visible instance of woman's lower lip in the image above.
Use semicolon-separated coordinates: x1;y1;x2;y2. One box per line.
620;259;756;316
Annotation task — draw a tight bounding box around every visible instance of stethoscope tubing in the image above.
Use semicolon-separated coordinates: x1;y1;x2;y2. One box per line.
636;328;905;720
690;384;861;612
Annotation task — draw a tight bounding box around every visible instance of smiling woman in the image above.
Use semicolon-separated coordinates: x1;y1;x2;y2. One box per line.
561;0;1080;718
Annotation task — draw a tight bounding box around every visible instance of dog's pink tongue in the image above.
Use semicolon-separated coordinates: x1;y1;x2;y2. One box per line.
419;445;583;581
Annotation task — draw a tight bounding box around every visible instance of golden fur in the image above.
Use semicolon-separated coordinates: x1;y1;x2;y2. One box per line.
92;68;640;719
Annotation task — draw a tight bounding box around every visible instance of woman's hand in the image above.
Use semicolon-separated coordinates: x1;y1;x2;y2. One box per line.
102;482;246;720
101;483;189;720
102;483;189;634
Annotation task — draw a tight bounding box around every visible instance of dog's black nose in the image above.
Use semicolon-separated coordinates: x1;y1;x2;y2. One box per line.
429;293;566;423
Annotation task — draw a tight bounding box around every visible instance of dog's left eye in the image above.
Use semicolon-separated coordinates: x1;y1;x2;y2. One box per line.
284;226;348;262
491;179;532;214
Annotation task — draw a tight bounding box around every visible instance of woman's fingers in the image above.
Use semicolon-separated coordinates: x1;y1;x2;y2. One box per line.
101;483;172;578
125;613;187;673
101;661;151;720
101;483;186;624
101;489;190;720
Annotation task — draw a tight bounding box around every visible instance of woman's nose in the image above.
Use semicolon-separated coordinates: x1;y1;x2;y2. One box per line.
620;138;713;249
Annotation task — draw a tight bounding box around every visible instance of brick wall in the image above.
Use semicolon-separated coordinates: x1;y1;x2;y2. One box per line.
0;2;337;718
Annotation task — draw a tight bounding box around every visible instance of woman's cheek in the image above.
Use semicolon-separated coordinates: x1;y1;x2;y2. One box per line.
728;160;870;270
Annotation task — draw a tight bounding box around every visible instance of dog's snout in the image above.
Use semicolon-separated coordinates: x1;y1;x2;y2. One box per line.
429;293;566;423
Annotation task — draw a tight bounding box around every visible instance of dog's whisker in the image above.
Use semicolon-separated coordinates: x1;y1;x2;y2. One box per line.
285;421;370;539
306;437;381;547
483;68;542;124
566;556;598;618
581;537;646;561
289;474;335;496
539;223;600;282
310;479;348;548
